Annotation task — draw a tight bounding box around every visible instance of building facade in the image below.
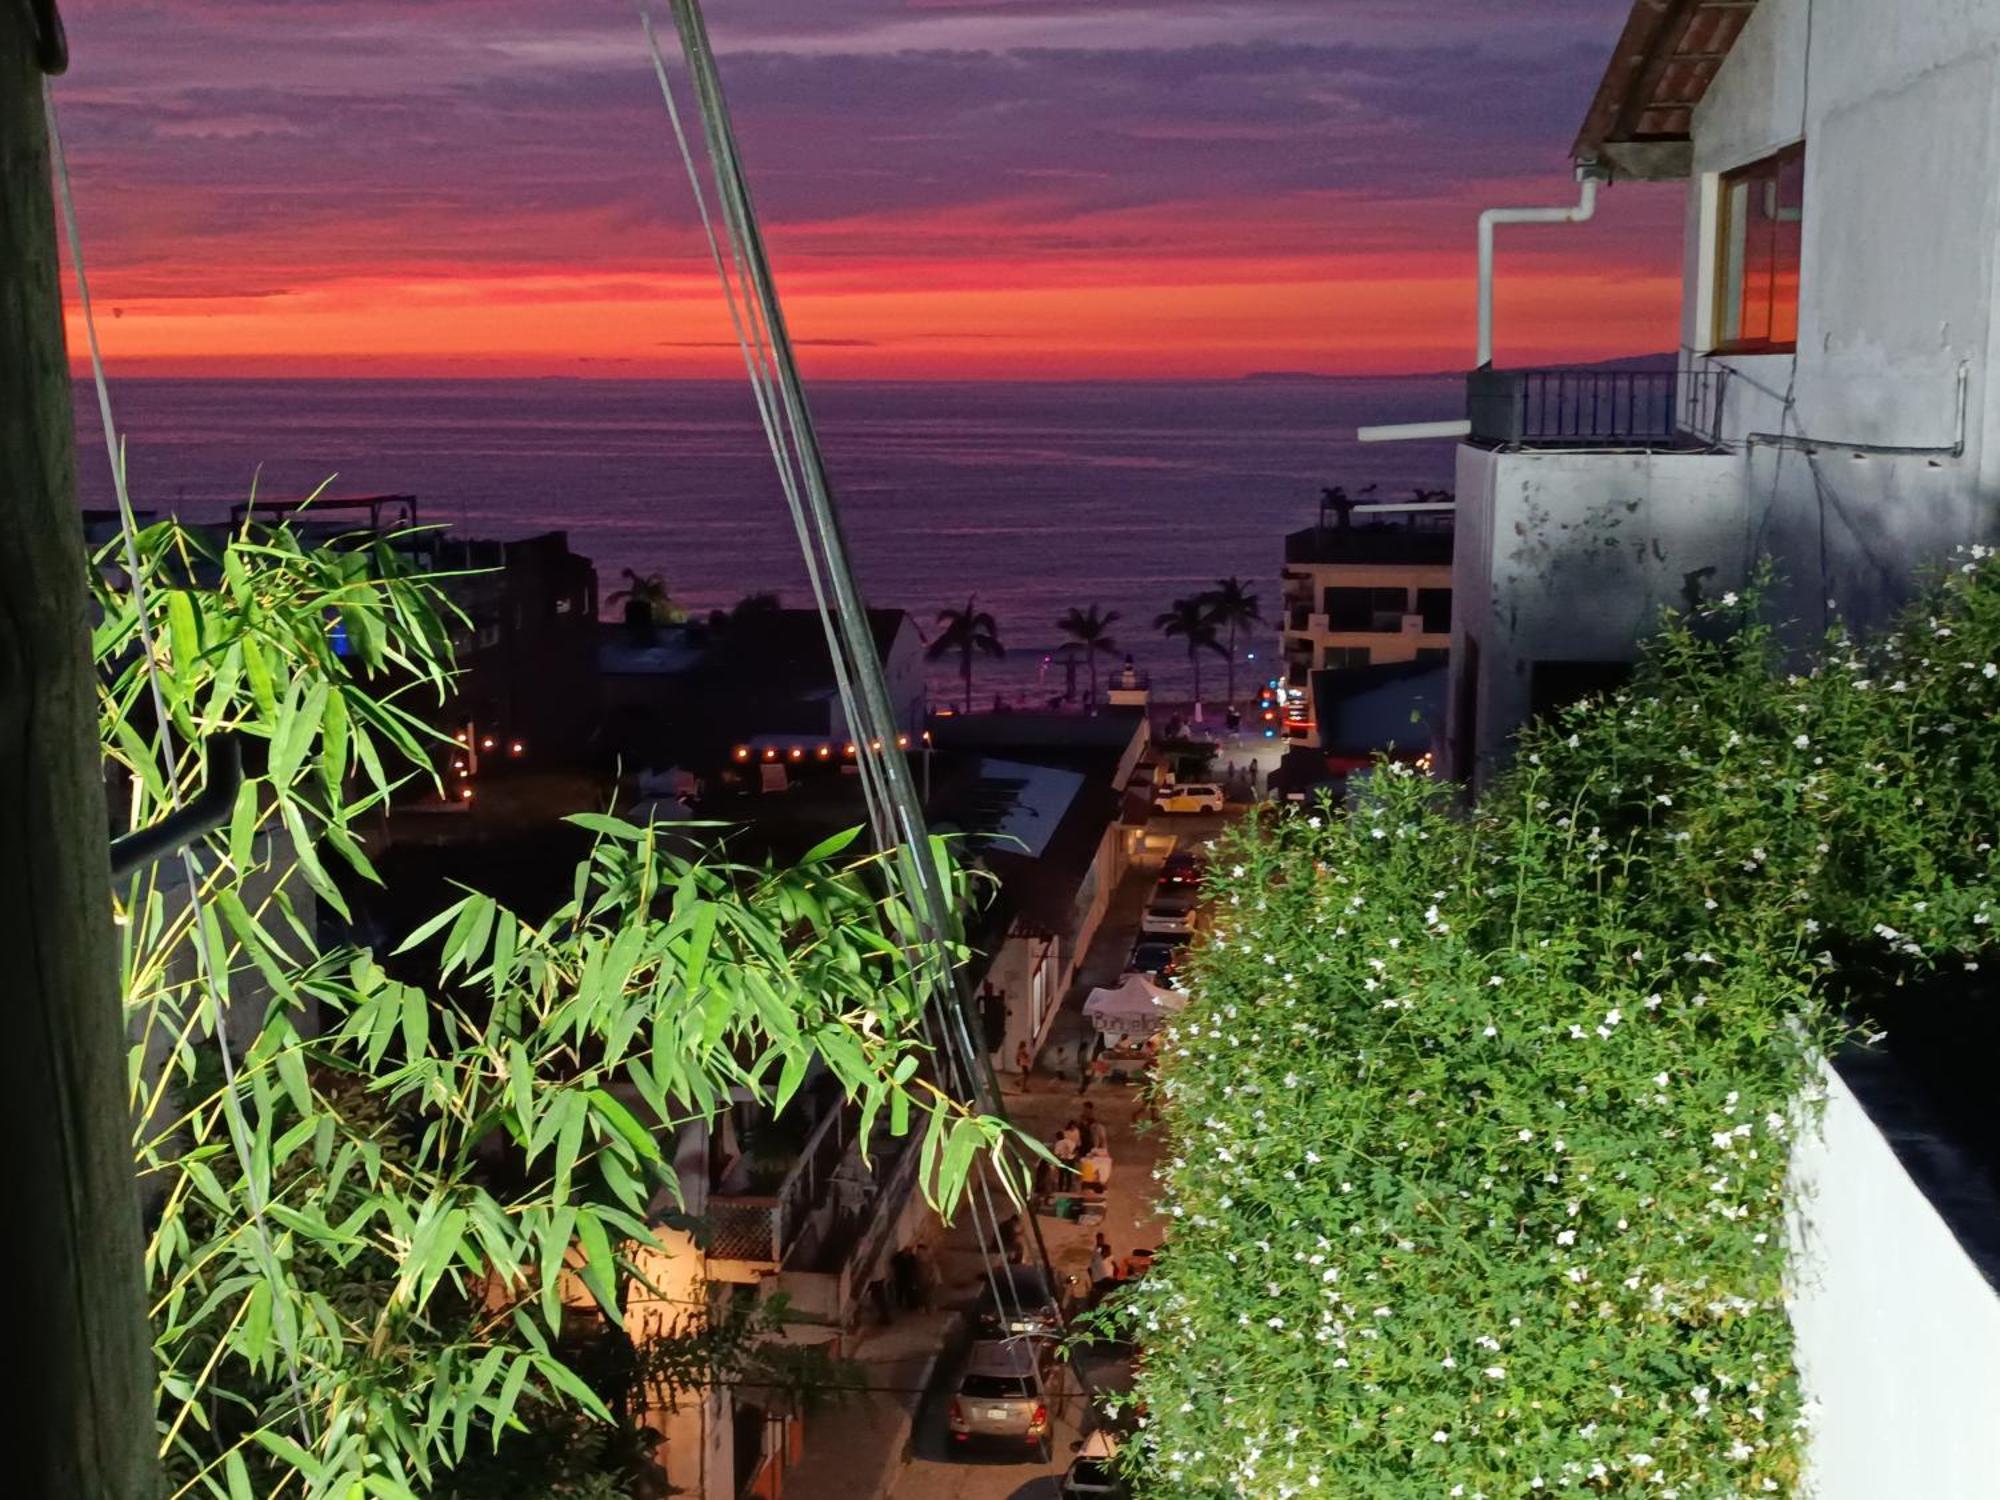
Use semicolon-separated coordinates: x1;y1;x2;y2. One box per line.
1442;0;2000;786
1279;490;1452;746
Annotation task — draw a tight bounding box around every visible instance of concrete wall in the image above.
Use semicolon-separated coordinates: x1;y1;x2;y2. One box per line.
1787;1056;2000;1499
1686;0;2000;634
1445;445;1745;784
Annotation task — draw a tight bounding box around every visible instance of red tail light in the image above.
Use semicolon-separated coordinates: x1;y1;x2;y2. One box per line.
948;1398;966;1431
1028;1403;1049;1434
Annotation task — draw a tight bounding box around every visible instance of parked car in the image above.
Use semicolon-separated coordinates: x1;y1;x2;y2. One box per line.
1154;782;1225;814
948;1338;1057;1459
1063;1431;1127;1497
1128;938;1181;980
1141;889;1199;937
1158;849;1206;887
974;1264;1068;1340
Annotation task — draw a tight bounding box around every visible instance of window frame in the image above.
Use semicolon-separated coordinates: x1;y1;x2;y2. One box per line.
1710;141;1805;356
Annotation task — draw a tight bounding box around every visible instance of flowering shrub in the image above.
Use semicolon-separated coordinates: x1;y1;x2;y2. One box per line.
1115;551;2000;1497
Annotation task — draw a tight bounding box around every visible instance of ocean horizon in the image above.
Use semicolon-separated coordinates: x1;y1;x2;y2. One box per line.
71;376;1462;704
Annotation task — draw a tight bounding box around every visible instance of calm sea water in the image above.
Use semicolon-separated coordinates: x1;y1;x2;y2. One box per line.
72;378;1460;702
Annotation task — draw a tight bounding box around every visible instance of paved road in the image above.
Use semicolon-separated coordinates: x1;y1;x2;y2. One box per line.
892;851;1167;1500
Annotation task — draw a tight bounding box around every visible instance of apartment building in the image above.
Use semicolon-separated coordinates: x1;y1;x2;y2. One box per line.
1277;487;1452;746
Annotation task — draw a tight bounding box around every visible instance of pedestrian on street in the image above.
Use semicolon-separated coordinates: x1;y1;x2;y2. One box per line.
1015;1041;1033;1092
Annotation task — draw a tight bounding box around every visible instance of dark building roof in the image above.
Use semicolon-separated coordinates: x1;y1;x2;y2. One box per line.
1311;661;1448;758
928;710;1144;787
599;607;911;767
1573;0;1760;181
1284;522;1454;568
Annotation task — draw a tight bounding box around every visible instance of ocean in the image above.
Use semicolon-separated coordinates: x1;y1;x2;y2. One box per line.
71;377;1461;703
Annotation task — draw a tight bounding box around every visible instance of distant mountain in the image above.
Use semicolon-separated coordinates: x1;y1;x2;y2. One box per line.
1240;353;1678;383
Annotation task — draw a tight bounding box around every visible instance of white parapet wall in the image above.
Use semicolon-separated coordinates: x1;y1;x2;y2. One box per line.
1786;1055;2000;1498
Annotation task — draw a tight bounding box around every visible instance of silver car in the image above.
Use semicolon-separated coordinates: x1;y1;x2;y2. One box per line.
948;1338;1056;1459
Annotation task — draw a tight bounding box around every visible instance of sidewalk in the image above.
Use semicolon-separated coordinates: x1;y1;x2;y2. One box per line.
783;1306;964;1500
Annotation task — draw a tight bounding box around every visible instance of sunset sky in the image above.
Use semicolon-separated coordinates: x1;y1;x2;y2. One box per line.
52;0;1682;379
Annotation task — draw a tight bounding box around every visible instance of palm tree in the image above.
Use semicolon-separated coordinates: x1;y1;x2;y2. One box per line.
1200;576;1263;708
1054;604;1121;710
927;596;1005;713
606;569;684;640
1155;595;1227;710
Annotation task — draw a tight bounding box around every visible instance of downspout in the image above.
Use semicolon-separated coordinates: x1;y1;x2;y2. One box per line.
1477;163;1608;369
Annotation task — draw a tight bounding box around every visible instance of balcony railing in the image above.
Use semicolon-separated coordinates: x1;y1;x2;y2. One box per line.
706;1102;852;1266
1467;365;1727;449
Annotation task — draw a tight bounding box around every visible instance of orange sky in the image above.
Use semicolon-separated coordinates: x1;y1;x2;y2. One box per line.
53;0;1683;379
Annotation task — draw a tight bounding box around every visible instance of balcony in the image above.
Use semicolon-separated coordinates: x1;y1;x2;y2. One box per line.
1466;365;1727;450
706;1098;855;1268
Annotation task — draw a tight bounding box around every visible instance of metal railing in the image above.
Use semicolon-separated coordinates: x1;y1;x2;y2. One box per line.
705;1102;851;1266
1467;365;1727;449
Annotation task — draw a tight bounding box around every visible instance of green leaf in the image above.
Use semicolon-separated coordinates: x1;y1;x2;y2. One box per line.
565;811;646;841
226;777;261;875
250;1429;323;1483
574;1209;620;1321
271;677;329;790
800;824;864;864
280;800;349;920
165;588;202;685
588;1088;662;1163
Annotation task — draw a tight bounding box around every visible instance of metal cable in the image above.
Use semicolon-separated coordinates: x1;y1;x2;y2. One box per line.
642;2;1061;1348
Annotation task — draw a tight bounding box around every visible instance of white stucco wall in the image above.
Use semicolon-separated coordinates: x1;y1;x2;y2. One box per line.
1445;445;1745;784
1786;1057;2000;1500
1686;0;2000;634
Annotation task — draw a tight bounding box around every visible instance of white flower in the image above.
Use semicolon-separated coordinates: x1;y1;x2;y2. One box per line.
1431;1430;1449;1444
1793;733;1810;749
1722;591;1739;606
1483;1366;1506;1380
1518;1129;1534;1142
1440;1355;1457;1369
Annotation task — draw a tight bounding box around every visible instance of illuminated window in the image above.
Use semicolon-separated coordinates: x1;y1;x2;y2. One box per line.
1714;144;1804;353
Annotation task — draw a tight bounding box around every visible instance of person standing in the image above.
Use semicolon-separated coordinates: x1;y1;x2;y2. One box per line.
1089;1237;1116;1293
1015;1040;1033;1092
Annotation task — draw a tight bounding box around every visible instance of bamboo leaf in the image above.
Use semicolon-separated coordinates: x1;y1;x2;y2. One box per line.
574;1209;620;1321
800;824;864;864
588;1088;661;1163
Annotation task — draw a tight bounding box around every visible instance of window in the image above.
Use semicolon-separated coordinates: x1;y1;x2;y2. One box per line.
1322;647;1371;671
1417;587;1452;634
1415;647;1449;666
1714;144;1803;352
1324;586;1408;632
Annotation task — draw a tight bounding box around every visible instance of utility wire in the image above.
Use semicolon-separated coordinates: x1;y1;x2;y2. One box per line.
641;0;1076;1359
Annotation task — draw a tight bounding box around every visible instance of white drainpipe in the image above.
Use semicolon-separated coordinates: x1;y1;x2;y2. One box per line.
1476;165;1607;369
